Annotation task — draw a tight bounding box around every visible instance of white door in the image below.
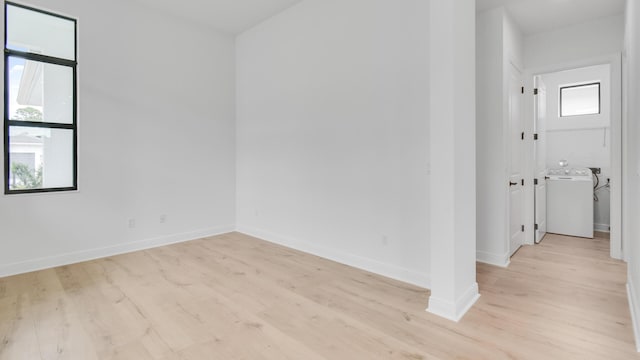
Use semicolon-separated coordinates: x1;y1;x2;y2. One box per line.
509;64;525;256
534;77;547;243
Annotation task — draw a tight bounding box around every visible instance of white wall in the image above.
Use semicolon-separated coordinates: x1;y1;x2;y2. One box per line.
525;14;625;70
542;65;611;231
476;7;524;266
0;0;236;276
624;0;640;352
504;10;524;72
236;0;430;287
476;8;505;266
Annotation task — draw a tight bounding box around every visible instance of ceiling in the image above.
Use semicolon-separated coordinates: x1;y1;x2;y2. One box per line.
131;0;624;36
476;0;626;35
133;0;302;34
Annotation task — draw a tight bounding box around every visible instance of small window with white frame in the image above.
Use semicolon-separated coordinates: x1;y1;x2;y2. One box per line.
559;82;600;117
4;1;77;194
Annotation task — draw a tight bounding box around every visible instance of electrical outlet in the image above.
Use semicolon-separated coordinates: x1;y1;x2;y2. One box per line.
128;218;136;229
160;214;167;223
381;235;389;246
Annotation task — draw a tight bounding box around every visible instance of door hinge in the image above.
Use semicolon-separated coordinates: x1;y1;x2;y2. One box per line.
535;223;539;231
521;132;525;140
521;225;525;232
534;178;539;185
534;88;539;95
533;133;539;140
521;179;525;186
521;86;524;94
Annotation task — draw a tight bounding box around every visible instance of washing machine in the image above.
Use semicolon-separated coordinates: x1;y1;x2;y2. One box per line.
546;168;594;238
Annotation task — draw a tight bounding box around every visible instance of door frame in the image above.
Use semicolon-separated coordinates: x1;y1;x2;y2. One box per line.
533;75;547;243
523;53;623;260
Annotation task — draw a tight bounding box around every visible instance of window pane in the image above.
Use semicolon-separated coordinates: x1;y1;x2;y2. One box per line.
8;56;73;124
8;126;74;190
6;4;75;60
560;83;600;117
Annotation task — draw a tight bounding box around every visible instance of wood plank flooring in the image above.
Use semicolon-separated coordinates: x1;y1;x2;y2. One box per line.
0;232;637;359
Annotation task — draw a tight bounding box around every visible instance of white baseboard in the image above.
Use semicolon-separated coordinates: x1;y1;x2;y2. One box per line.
627;278;640;352
594;223;611;233
476;250;510;268
236;225;431;289
427;282;480;322
0;225;236;278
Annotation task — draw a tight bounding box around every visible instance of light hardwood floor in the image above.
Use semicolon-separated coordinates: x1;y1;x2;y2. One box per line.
0;232;637;359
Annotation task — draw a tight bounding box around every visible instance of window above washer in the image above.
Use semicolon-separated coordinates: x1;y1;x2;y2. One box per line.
560;82;600;117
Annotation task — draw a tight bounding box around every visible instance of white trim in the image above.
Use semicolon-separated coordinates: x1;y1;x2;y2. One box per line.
236;226;431;289
523;73;536;246
0;225;235;278
427;283;480;322
476;250;511;268
594;223;611;233
626;280;640;352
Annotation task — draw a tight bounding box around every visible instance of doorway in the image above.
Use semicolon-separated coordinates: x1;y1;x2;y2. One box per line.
526;55;623;259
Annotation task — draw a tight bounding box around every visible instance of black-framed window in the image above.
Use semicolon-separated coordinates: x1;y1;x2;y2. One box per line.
4;1;77;194
559;82;600;117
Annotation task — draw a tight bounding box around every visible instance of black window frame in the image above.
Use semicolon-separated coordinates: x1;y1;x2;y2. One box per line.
3;1;78;194
559;82;601;118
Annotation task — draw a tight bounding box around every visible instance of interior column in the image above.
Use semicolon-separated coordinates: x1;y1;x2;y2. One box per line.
428;0;479;321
